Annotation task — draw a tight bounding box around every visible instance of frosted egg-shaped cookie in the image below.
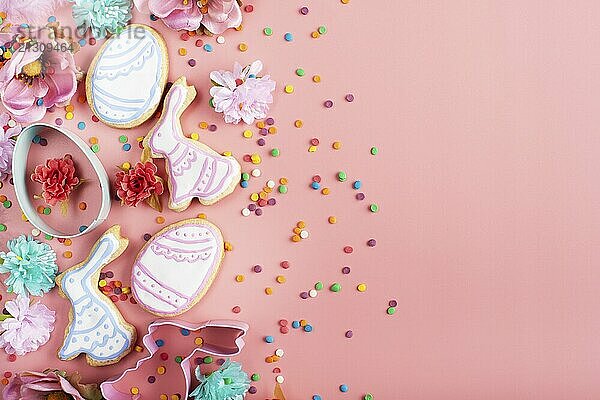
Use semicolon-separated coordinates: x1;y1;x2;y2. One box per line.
86;24;168;128
131;219;224;317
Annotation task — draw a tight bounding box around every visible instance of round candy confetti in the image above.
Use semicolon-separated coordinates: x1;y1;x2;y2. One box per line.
264;27;273;36
330;283;341;292
340;384;349;392
369;203;379;212
284;32;293;41
345;330;353;338
324;99;334;108
296;68;305;76
300;6;309;14
364;394;374;400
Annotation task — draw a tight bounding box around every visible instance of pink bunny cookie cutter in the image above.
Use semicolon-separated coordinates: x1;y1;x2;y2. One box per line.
100;319;249;399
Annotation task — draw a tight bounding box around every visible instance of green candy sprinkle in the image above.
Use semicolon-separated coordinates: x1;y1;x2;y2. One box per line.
263;27;273;36
337;171;347;182
330;283;341;292
370;146;378;155
175;356;183;363
296;68;305;76
364;394;374;400
387;307;396;315
91;144;100;153
241;172;250;181
44;234;53;240
203;356;213;363
3;200;11;208
251;373;260;381
315;281;323;290
369;203;379;213
43;207;51;215
0;224;6;232
278;185;288;194
118;135;128;143
271;148;280;157
318;25;327;34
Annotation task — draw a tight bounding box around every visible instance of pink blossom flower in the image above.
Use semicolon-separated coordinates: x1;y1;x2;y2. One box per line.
0;27;78;123
0;112;22;180
209;60;276;124
0;295;55;356
2;370;100;400
133;0;242;33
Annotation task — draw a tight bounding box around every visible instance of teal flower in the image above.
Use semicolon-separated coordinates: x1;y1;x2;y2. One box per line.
0;235;58;296
71;0;132;39
190;360;250;400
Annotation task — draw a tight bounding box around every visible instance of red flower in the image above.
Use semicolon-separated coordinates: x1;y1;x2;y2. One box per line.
31;154;80;206
115;161;164;207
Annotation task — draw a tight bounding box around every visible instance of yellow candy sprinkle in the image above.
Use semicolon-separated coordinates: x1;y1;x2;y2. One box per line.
328;216;337;224
332;141;342;149
89;137;98;145
291;235;301;242
122;287;131;294
135;345;144;352
276;275;286;284
250;154;261;164
308;145;317;152
311;31;320;38
197;213;207;219
195;337;204;346
265;287;273;295
131;387;139;395
243;130;253;138
357;283;367;292
341;0;350;3
65;104;74;112
65;111;74;120
238;42;248;51
64;238;72;246
199;121;208;129
250;193;259;201
98;280;107;287
121;162;131;170
63;251;72;258
294;119;303;128
190;132;199;140
235;274;245;282
297;221;306;229
312;75;321;83
224;242;233;251
157;366;166;375
223;151;232;156
268;126;277;134
300;319;308;326
321;188;330;195
284;85;294;94
280;177;288;185
256;121;265;129
178;48;187;56
156;216;165;224
160;395;168;400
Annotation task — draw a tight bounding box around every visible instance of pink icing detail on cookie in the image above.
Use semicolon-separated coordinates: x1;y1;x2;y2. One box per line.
131;219;224;316
145;77;240;210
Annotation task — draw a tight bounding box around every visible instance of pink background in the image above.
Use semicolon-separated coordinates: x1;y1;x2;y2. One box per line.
2;0;600;399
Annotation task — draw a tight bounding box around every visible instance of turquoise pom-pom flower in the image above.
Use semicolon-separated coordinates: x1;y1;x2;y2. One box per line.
71;0;132;39
190;359;250;400
0;235;58;296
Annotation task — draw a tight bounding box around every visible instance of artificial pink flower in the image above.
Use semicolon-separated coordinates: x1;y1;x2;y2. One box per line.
133;0;242;33
31;154;80;206
2;370;100;400
115;161;164;207
209;60;276;124
0;295;55;356
0;27;78;123
0;0;65;24
0;112;22;180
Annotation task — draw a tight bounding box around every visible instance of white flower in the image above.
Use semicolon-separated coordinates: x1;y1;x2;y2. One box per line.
0;295;55;356
209;60;276;124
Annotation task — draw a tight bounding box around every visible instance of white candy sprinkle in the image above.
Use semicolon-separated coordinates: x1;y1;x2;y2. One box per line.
276;375;285;384
266;180;276;188
31;228;41;237
251;168;261;177
241;208;251;216
7;119;16;128
275;348;284;357
216;36;225;44
308;289;317;298
299;230;309;239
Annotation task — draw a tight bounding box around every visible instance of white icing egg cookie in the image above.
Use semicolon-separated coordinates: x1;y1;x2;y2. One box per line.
131;218;225;317
86;24;169;128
